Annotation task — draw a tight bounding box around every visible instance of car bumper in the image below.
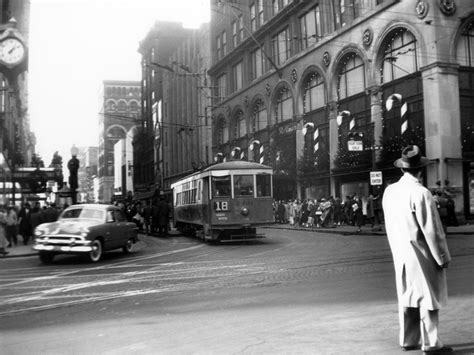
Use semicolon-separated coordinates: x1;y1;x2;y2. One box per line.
33;244;93;253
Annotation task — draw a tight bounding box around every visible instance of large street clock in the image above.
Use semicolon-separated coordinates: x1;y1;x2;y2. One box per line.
0;37;25;66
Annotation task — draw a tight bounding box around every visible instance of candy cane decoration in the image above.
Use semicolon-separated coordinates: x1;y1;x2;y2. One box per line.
259;145;264;164
386;93;408;135
313;128;319;153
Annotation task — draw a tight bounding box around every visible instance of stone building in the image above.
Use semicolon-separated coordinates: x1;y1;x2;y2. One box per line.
138;21;212;199
98;80;140;203
209;0;474;220
0;0;32;205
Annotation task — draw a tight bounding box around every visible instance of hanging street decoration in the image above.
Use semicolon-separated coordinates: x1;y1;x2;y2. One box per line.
385;93;408;134
337;110;351;126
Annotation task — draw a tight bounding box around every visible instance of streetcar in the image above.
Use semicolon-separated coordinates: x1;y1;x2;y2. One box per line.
171;160;274;242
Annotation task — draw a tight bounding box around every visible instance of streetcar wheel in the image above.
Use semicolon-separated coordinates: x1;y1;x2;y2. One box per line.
39;252;54;264
122;238;133;254
88;239;103;262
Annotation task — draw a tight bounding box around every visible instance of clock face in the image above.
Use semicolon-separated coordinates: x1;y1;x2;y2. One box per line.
0;38;25;65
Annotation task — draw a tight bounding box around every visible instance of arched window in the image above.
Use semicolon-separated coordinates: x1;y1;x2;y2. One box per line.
217;117;229;145
105;100;116;111
235;110;246;138
274;86;293;123
130;100;139;111
382;28;418;83
117;100;127;112
456;20;474;67
252;98;267;132
338;53;365;100
303;71;325;113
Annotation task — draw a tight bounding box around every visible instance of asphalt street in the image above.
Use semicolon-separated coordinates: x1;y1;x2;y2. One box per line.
0;227;473;355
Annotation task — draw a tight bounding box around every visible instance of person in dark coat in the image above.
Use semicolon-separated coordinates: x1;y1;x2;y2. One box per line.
156;196;170;237
351;194;363;232
18;202;33;245
143;200;153;235
42;203;60;223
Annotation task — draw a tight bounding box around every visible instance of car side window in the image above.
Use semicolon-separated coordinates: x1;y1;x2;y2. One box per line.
106;211;115;223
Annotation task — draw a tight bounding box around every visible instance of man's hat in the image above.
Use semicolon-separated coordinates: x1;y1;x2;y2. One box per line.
394;145;430;169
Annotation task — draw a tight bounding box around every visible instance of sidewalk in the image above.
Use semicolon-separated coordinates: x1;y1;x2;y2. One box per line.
2;223;472;259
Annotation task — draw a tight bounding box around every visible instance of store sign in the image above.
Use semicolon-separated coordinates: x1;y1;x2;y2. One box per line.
348;140;363;151
370;171;383;186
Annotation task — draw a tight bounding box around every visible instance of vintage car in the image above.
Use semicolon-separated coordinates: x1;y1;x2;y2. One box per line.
33;204;138;263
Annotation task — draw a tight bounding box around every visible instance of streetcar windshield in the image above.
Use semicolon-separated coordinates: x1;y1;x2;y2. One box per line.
234;175;254;197
256;174;272;197
212;176;231;197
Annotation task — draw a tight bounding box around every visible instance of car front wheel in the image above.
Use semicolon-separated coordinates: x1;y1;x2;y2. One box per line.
122;238;133;254
88;239;103;262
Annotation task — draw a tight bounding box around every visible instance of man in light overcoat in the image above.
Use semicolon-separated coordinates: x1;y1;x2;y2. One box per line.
382;145;452;354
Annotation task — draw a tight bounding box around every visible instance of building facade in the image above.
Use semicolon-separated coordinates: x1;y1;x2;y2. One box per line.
209;0;474;220
98;80;140;203
0;0;32;205
77;146;98;203
138;21;212;200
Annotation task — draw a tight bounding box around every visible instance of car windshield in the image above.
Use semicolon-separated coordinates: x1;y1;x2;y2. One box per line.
61;207;105;221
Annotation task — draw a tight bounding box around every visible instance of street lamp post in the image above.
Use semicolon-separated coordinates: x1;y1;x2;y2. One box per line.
68;145;80;205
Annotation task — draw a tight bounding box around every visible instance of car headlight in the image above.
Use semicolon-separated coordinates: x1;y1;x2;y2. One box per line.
80;227;90;237
34;228;45;237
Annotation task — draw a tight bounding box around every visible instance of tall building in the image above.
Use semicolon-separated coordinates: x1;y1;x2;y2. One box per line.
77;146;98;203
209;0;474;220
0;0;32;205
138;21;212;200
98;80;141;203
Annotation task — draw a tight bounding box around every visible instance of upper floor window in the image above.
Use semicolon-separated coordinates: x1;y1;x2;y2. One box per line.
232;61;243;92
333;0;360;29
300;6;321;50
382;28;418;83
232;20;238;48
217;117;229;145
252;98;267;132
216;31;227;60
117;100;127;112
257;0;264;27
233;110;246;138
272;0;291;16
250;3;257;32
338;53;365;100
303;72;325;113
238;15;244;42
274;86;293;123
456;20;474;67
251;46;264;80
217;74;227;102
273;28;290;65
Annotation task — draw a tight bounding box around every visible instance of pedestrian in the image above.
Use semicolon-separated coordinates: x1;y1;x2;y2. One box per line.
366;194;375;227
156;195;170;237
143;200;153;235
0;205;9;255
31;201;43;233
351;194;363;232
18;202;34;245
5;205;18;247
382;145;452;354
42;203;59;223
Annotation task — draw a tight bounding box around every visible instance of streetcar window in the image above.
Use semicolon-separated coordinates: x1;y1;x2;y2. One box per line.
234;175;254;197
212;176;231;197
256;174;271;197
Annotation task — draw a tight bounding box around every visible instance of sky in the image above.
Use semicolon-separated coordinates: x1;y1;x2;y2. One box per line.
28;0;210;164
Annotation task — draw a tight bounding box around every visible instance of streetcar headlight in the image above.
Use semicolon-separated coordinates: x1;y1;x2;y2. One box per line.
240;207;249;216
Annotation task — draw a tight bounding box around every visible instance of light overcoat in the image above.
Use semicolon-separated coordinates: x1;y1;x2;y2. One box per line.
382;173;451;310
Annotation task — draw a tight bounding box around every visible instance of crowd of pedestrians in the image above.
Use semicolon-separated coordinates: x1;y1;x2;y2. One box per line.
274;193;383;233
0;201;61;255
114;196;171;237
